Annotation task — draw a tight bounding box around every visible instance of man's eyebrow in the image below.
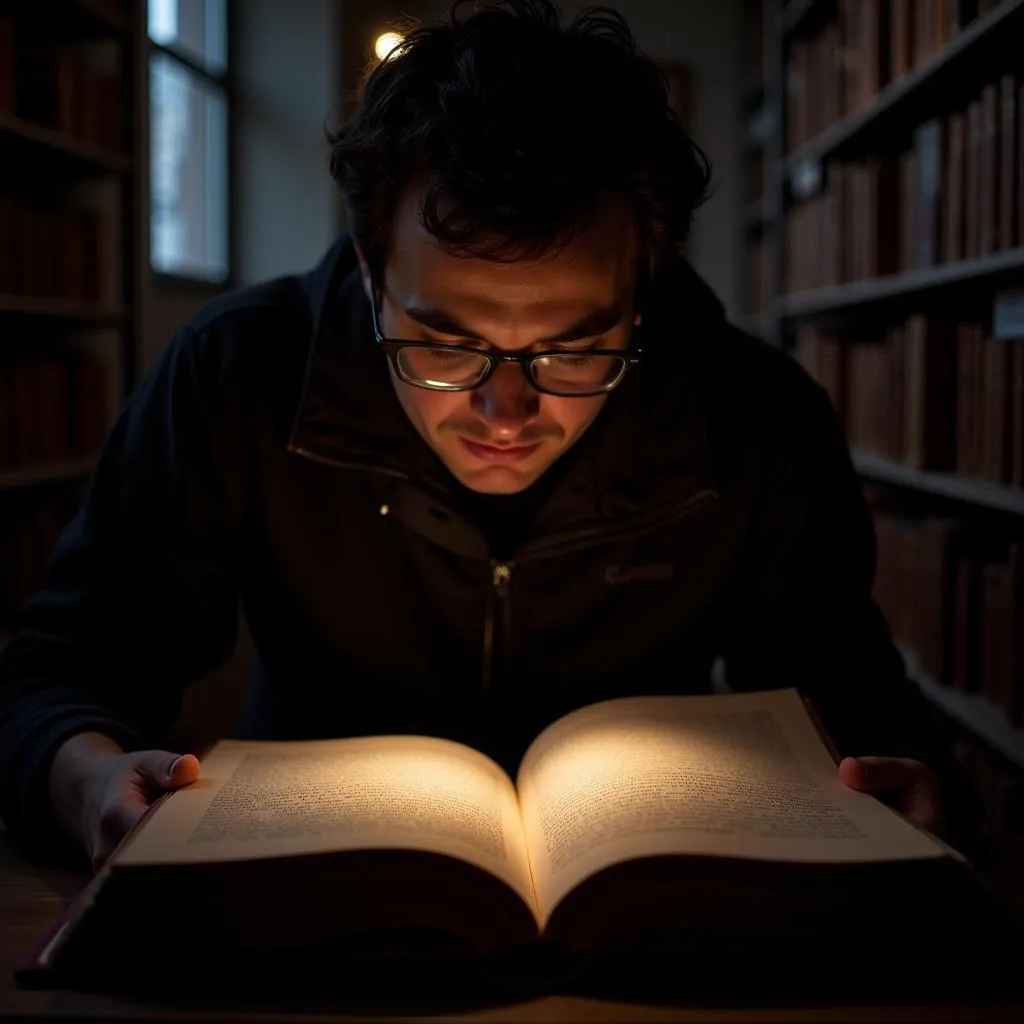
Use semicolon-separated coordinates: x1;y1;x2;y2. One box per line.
403;301;627;345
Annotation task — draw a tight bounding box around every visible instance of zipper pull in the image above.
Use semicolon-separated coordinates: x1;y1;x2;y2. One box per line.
492;562;512;594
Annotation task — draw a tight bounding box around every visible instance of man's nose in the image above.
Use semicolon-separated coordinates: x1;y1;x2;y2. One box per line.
470;361;540;435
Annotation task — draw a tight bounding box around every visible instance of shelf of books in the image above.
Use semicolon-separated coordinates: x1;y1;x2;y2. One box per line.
753;0;1024;907
0;0;137;637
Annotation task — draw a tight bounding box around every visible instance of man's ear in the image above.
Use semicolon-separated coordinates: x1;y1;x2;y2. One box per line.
354;242;373;303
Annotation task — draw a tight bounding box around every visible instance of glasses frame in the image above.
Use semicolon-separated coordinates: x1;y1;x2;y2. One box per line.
368;282;643;398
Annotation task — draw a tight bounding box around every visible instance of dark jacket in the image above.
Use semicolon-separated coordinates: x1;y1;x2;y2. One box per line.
0;237;972;857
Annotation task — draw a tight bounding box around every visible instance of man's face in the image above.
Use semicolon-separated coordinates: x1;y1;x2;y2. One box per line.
361;189;641;494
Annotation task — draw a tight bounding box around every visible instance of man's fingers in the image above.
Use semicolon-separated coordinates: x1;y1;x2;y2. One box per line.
839;755;922;793
91;798;146;873
135;751;201;791
96;753;202;857
838;756;945;834
166;753;201;788
902;786;945;834
97;791;148;843
837;756;869;791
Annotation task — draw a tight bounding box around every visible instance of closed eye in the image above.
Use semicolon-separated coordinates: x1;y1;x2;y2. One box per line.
423;335;604;354
548;339;601;353
422;332;488;350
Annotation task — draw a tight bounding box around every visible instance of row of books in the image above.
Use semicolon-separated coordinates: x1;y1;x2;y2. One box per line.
0;354;108;470
786;72;1024;292
0;190;102;303
787;0;1007;152
871;508;1023;729
0;14;125;154
0;490;81;628
793;317;1024;482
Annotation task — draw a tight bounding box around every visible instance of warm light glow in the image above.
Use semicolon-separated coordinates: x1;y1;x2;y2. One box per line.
374;31;404;61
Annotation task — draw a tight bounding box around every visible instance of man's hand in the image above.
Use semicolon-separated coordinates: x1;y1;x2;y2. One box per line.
839;755;946;836
49;731;201;872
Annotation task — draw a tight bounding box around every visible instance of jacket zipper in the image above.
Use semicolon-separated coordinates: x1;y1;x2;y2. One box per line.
478;486;716;697
482;560;513;697
292;445;716;698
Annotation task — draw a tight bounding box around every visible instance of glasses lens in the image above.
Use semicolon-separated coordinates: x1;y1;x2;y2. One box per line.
397;346;491;388
532;354;627;394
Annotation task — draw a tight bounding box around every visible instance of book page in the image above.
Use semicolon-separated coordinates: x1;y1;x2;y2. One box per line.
516;689;945;922
117;735;537;914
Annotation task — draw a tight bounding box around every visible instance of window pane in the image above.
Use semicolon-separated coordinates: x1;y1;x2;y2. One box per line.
148;0;227;75
150;54;228;282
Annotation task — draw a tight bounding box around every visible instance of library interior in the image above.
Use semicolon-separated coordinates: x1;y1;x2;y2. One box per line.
1;0;1024;1019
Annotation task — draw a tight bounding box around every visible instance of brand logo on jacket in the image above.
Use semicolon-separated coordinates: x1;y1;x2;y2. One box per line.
605;563;675;585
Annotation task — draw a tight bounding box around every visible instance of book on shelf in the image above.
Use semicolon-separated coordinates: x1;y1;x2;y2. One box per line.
786;0;1007;159
784;52;1022;294
16;39;124;154
872;510;1024;730
794;318;1024;487
17;688;1021;995
0;353;108;470
0;4;129;645
0;188;102;303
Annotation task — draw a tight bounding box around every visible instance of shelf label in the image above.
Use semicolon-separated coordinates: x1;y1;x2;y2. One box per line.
790;159;822;200
994;290;1024;339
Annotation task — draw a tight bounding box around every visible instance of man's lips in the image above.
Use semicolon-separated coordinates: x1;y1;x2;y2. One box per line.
460;438;542;463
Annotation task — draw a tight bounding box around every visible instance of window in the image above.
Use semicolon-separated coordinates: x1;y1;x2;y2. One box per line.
148;0;229;283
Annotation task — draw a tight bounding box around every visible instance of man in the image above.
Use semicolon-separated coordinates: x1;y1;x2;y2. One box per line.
0;0;971;874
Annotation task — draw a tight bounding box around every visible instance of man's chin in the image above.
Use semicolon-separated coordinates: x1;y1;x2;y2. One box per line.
456;464;543;494
444;450;553;494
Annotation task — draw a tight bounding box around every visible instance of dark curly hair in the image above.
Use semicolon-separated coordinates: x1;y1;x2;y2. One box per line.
328;0;712;284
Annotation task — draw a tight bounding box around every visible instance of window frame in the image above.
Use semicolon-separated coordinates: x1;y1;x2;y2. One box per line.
146;0;234;290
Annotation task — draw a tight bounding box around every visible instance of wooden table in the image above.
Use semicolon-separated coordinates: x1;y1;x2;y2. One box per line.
1;823;1022;1024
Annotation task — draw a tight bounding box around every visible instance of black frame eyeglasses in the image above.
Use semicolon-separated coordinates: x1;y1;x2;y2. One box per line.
368;283;643;398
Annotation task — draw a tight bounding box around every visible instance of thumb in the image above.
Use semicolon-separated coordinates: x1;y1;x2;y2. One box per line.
838;755;918;794
135;750;202;790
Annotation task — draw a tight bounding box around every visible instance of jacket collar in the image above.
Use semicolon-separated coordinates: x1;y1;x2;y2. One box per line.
287;235;724;528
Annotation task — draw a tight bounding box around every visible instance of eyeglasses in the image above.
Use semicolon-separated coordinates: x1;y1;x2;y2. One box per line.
368;283;642;398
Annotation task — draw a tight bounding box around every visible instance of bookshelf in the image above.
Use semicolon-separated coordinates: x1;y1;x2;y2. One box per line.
0;110;134;174
854;450;1024;517
786;0;1024;172
782;247;1024;317
0;294;127;324
743;0;1024;893
0;0;139;634
785;0;1024;171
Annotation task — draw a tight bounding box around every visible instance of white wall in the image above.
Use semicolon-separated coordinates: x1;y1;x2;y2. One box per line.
233;0;341;286
140;1;342;370
557;0;743;317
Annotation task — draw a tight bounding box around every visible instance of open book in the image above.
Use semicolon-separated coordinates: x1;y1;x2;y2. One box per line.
17;688;1018;993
